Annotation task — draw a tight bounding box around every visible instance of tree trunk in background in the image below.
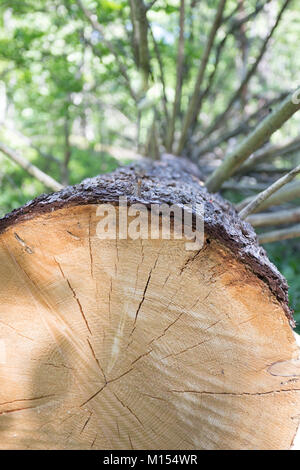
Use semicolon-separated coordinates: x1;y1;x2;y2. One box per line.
0;156;299;450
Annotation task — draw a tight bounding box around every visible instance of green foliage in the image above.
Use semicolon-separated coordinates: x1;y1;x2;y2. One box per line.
0;147;121;216
68;147;121;184
266;241;300;331
0;0;299;322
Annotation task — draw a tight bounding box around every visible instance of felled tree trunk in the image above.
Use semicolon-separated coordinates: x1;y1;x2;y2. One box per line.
0;155;299;450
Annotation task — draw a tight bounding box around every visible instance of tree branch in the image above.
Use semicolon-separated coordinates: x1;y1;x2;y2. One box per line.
247;207;300;227
239;164;300;219
129;0;151;91
176;0;227;154
0;124;61;165
77;0;138;102
258;224;300;244
62;114;72;186
193;90;289;156
185;0;271;150
166;0;185;152
0;143;64;191
205;88;300;192
198;0;291;146
237;179;300;211
149;25;169;125
239;135;300;174
145;0;157;11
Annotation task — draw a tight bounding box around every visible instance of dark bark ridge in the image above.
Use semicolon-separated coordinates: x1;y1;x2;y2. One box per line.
0;155;294;326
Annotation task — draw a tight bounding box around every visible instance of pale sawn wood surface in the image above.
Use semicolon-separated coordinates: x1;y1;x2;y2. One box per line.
0;205;299;449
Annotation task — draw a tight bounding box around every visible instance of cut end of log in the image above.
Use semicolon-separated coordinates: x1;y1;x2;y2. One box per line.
0;156;299;450
0;155;293;327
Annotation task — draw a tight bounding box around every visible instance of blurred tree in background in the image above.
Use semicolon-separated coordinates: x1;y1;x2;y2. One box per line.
0;0;300;325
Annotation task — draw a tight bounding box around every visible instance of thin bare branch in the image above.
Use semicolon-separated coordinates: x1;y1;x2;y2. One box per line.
223;2;240;23
176;0;227;154
145;111;160;160
226;0;270;31
237;179;300;212
149;25;169;124
194;91;289;155
62;114;72;186
0;142;64;191
166;0;185;152
0;124;61;165
222;181;267;191
193;122;248;159
203;0;269;99
239;164;300;219
205;88;300;192
145;0;157;10
198;0;291;146
245;164;294;174
247;207;300;228
239;135;300;174
258;224;300;244
129;0;151;91
183;0;270;149
77;0;138;102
